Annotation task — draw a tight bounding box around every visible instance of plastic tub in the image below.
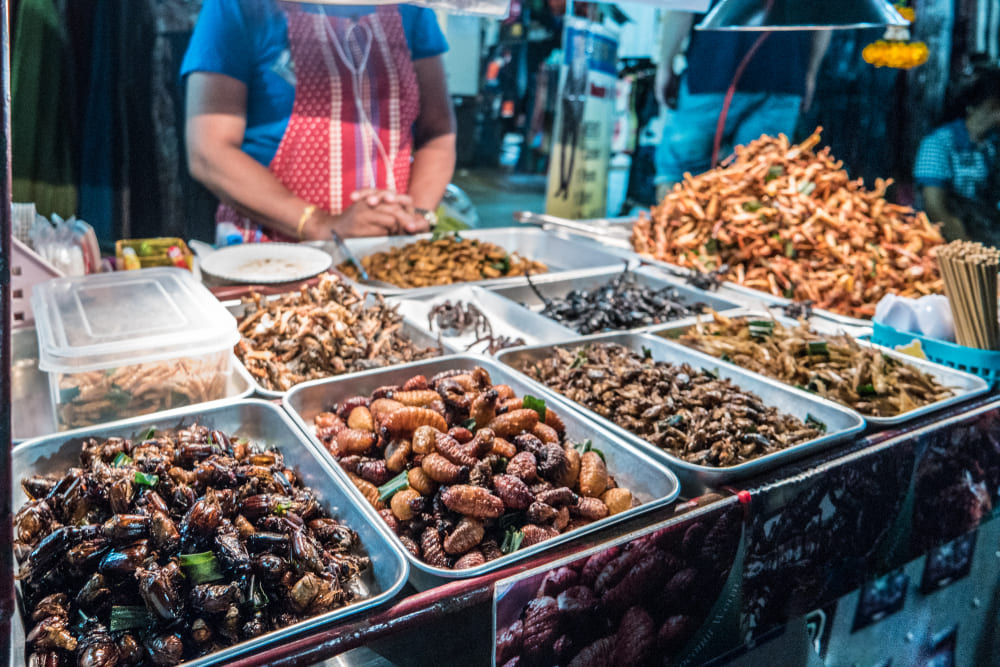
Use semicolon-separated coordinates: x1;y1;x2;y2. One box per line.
31;267;240;430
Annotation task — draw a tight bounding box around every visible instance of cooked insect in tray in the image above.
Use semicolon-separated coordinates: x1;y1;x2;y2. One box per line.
15;425;371;666
427;300;526;354
674;312;954;417
235;273;442;391
526;267;709;334
339;235;548;288
515;343;821;467
314;367;639;570
632;129;945;319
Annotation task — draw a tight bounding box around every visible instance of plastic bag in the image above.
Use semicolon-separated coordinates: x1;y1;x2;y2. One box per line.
29;214;102;276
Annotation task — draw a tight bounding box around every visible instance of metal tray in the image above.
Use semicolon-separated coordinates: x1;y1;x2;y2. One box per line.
282;354;682;591
495;333;866;495
326;227;638;297
11;327;256;443
390;285;577;355
648;314;990;428
9;399;409;667
487;265;745;333
224;294;458;400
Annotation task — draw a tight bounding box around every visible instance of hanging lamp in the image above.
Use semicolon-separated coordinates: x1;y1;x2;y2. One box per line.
696;0;909;30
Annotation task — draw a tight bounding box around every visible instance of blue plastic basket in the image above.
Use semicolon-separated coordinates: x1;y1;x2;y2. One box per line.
872;321;1000;387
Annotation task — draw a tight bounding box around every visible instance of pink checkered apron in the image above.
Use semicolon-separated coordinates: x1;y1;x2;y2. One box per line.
216;4;420;242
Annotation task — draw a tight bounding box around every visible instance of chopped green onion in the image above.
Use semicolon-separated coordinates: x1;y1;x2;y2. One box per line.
742;200;762;212
573;440;605;462
272;500;292;516
112;452;133;468
704;238;719;254
523;395;547;421
747;320;775;330
501;528;525;555
641;346;653;360
570;349;588;369
797;181;816;195
377;471;410;503
461;418;477;431
179;551;225;584
805;413;828;433
137;427;157;441
110;605;153;632
704;367;720;380
133;471;159;487
59;386;81;403
765;166;784;182
748;319;775;338
499;512;526;531
784;241;796;258
807;341;829;355
783;287;796;299
857;383;876;396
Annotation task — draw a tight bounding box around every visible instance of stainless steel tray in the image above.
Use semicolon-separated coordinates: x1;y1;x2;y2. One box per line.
282;354;682;591
225;295;457;400
496;333;866;495
390;285;577;355
9;399;409;667
11;327;256;443
648;314;990;428
327;227;638;297
487;265;745;333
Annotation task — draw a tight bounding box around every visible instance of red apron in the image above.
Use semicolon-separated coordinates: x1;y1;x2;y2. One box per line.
217;4;421;242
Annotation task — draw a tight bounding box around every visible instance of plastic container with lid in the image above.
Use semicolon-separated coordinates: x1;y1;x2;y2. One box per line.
31;267;240;431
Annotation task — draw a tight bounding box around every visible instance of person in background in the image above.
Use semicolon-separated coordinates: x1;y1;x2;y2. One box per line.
653;7;830;196
182;0;456;242
914;67;1000;243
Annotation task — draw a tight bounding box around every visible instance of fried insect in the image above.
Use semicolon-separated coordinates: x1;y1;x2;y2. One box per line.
16;424;371;666
340;235;548;288
317;366;641;569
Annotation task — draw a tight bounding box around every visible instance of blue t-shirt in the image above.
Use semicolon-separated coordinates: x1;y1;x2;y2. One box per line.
684;1;811;96
181;0;448;166
914;119;1000;201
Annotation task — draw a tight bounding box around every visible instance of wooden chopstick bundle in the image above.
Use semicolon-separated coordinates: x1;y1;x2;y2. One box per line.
936;240;1000;350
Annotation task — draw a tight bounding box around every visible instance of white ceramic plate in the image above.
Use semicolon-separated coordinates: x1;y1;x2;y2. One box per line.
200;243;332;285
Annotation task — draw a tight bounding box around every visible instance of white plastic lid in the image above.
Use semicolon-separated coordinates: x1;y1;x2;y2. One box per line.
33;267;240;373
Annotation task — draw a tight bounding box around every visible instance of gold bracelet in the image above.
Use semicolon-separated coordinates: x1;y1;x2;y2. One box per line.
297;204;318;240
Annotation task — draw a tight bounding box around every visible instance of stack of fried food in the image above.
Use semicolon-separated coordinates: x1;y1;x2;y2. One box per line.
633;129;945;319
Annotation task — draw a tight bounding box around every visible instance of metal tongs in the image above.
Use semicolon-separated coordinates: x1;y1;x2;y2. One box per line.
513;210;634;243
329;230;369;280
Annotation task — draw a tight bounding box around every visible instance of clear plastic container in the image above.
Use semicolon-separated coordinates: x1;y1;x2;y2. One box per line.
32;267;240;430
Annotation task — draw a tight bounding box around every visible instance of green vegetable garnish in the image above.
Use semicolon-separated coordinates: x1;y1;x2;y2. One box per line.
462;418;477;431
112;452;133;468
138;427;157;441
523;395;547;421
641;346;653;360
742;200;762;212
797;181;816;195
765;166;784;182
805;413;828;433
133;471;159;487
377;470;410;503
179;551;225;584
272;500;292;516
110;606;153;632
570;349;588;369
501;528;525;555
807;341;829;355
784;241;796;258
748;319;775;338
59;386;81;403
573;440;605;462
857;383;876;396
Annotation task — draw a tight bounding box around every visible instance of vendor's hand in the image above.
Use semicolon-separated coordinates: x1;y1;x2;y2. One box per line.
655;66;679;111
350;189;428;234
350;188;413;210
303;200;398;239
